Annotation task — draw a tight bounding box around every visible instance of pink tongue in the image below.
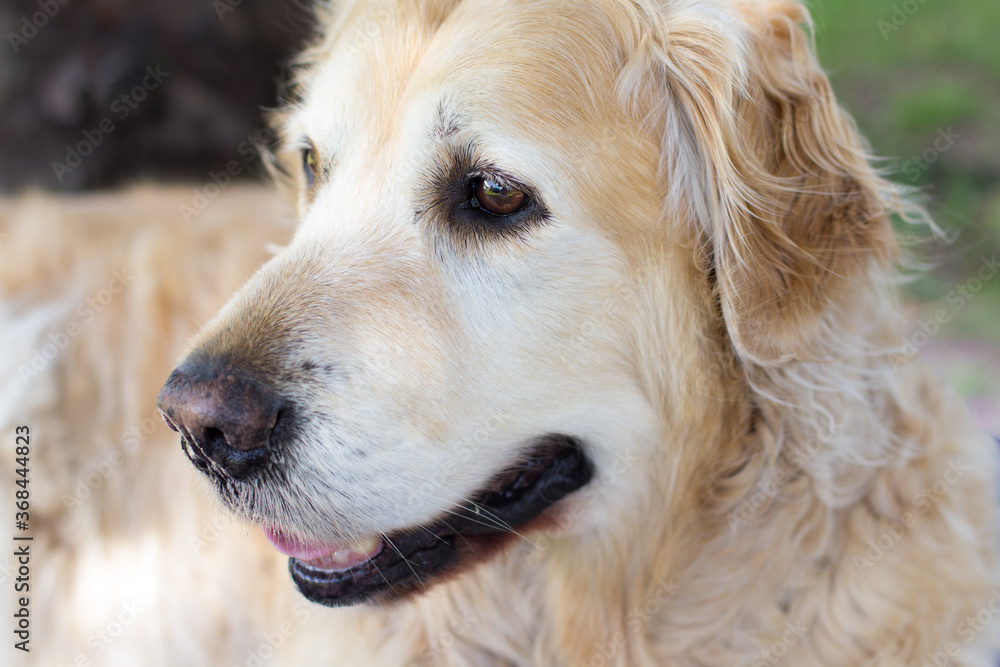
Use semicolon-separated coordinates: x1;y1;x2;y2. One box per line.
264;527;382;571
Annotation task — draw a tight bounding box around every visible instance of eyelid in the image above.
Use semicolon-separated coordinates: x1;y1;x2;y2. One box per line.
292;137;321;160
286;136;313;161
469;168;520;189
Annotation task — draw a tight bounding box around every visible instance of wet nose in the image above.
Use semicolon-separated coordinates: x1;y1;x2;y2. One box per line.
157;361;283;479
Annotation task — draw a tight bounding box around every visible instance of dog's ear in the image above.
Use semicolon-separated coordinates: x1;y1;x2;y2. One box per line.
648;2;898;363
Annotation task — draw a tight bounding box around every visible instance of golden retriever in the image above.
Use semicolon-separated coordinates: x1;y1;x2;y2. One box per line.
4;0;999;665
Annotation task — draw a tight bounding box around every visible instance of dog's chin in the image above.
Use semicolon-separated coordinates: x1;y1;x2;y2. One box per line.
265;436;593;607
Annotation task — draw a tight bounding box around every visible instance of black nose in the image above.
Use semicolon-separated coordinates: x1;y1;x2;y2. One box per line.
157;361;283;479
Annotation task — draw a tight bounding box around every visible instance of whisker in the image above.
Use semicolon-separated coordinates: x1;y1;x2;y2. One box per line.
379;532;423;590
439;505;514;533
446;497;537;548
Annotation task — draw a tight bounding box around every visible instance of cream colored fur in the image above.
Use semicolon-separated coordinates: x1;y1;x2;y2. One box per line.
2;0;999;665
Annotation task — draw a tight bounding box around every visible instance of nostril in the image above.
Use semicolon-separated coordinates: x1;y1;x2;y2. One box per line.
203;426;227;451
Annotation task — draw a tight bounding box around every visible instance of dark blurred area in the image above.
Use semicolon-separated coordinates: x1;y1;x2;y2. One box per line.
0;0;310;192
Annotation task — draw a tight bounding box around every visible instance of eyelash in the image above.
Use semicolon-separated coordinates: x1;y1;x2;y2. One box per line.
462;173;528;216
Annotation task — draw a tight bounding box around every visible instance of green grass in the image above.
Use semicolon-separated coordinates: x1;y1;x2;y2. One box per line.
807;1;1000;422
810;0;1000;338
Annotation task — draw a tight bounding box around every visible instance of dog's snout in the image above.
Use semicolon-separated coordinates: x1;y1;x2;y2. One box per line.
157;362;283;479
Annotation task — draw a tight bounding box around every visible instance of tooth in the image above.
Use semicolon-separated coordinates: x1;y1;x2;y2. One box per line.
352;536;379;554
329;547;354;567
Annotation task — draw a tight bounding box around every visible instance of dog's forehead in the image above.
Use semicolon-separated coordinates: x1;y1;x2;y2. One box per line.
284;0;672;251
297;0;627;153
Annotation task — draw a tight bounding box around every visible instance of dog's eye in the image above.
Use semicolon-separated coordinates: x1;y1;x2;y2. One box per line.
302;147;319;187
472;177;527;216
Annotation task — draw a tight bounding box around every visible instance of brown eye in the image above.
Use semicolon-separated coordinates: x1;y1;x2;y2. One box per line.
302;147;319;187
473;177;527;216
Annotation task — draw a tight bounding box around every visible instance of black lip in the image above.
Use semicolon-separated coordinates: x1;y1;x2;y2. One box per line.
289;436;593;607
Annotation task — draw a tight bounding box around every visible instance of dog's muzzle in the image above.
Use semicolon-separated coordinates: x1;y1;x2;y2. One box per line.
285;436;593;606
158;359;594;607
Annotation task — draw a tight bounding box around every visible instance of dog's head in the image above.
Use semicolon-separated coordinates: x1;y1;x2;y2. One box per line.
158;0;897;607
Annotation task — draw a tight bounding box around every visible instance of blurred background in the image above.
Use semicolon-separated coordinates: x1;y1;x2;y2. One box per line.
812;0;1000;435
0;0;996;435
0;0;309;190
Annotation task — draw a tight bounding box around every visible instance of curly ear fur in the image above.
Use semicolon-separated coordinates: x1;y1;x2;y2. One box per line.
630;0;901;364
721;2;901;364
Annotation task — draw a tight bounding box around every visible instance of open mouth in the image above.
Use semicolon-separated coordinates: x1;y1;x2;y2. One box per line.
267;436;592;607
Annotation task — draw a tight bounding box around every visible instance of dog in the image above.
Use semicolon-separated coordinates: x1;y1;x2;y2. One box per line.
4;0;999;665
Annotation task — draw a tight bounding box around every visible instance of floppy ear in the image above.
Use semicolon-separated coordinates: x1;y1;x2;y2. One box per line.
654;2;899;364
